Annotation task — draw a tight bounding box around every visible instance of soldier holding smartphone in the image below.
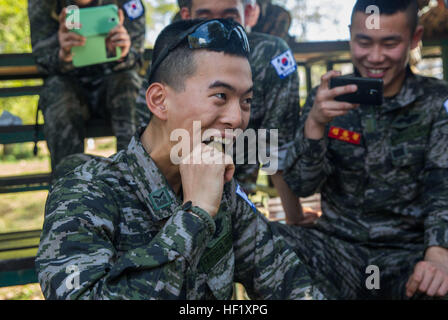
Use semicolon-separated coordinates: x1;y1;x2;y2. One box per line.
28;0;145;173
277;0;448;299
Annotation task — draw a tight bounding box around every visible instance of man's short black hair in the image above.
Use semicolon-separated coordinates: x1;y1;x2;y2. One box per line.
150;19;249;91
351;0;419;34
178;0;248;10
178;0;192;10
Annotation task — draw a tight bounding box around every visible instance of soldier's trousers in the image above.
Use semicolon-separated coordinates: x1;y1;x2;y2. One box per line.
273;222;446;300
39;70;142;170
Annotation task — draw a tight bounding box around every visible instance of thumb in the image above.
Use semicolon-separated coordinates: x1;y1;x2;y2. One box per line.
118;9;125;25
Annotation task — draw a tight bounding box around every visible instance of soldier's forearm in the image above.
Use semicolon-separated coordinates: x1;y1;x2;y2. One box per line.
270;172;304;224
425;246;448;265
304;117;326;140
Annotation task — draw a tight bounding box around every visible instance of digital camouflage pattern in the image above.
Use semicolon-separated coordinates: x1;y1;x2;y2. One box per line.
28;0;145;169
277;69;448;299
136;31;301;193
36;128;322;300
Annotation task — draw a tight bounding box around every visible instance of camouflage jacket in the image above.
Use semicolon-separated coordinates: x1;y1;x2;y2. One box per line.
28;0;146;76
36;129;314;300
136;32;300;189
284;70;448;250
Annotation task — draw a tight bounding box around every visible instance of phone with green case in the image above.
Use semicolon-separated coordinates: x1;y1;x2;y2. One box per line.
66;4;121;67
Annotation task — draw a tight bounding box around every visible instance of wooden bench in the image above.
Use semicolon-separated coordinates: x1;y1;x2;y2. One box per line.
0;230;40;287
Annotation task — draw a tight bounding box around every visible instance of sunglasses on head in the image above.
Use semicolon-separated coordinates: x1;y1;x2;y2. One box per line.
147;19;250;84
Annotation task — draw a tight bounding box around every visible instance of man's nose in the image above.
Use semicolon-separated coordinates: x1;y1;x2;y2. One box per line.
367;45;385;64
222;101;244;129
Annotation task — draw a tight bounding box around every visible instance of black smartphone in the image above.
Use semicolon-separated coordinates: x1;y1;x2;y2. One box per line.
329;76;384;106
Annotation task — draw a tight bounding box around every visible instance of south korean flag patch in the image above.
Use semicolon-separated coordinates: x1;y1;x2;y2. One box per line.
271;49;297;79
236;184;257;213
123;0;144;20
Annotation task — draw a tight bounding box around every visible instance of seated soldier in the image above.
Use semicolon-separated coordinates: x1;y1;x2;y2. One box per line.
35;19;322;300
27;0;145;171
276;0;448;299
136;0;318;227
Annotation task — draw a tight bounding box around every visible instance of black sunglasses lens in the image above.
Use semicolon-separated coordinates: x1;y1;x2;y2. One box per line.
188;20;249;53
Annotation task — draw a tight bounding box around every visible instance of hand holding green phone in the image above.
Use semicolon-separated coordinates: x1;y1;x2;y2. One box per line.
64;4;123;68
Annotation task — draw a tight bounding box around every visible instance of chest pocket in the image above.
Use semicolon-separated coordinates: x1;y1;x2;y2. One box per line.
388;120;430;201
389;121;430;169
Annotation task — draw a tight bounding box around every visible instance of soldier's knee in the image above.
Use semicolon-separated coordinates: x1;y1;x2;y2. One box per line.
105;70;142;89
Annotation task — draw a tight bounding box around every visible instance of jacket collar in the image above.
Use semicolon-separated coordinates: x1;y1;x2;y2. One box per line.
123;128;182;221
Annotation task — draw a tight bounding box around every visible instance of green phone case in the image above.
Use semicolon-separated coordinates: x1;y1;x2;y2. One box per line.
66;4;122;68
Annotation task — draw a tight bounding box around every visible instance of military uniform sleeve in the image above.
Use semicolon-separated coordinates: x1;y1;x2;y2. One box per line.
113;0;146;72
27;0;74;74
229;181;314;299
36;176;215;300
258;38;300;172
422;102;448;250
283;87;334;197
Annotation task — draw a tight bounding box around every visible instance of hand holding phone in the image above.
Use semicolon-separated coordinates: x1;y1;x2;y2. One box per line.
58;8;86;62
330;76;384;106
305;71;361;140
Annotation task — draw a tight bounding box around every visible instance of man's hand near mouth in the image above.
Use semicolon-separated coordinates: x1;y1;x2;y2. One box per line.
180;142;235;217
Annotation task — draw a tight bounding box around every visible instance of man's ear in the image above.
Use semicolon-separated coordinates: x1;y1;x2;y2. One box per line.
146;83;168;121
245;3;260;28
180;7;191;20
411;25;424;50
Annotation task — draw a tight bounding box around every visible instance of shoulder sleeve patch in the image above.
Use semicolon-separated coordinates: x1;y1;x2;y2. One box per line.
123;0;144;20
444;99;448;114
236;184;257;213
270;49;297;79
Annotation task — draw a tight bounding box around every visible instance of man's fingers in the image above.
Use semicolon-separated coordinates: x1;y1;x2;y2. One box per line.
418;267;435;293
320;70;341;90
59;8;67;28
327;84;358;100
426;272;444;296
110;32;129;42
118;9;125;25
64;32;85;42
224;157;235;183
406;265;425;297
406;277;419;297
437;279;448;297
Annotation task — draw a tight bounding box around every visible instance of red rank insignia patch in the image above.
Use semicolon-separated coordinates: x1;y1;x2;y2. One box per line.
328;126;362;145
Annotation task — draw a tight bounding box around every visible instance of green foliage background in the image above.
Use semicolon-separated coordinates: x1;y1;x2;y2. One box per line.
0;0;37;125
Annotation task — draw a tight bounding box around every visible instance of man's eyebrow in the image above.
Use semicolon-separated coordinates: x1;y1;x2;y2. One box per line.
222;8;239;15
194;8;212;15
209;81;253;94
355;34;402;42
381;35;403;42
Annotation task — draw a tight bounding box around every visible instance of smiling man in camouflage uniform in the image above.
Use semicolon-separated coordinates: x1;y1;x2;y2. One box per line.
28;0;145;171
136;0;317;226
35;19;321;300
276;0;448;299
